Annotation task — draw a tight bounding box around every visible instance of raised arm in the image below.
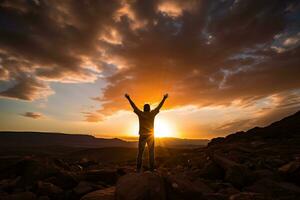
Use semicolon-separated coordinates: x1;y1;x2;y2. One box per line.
125;94;141;112
154;93;168;112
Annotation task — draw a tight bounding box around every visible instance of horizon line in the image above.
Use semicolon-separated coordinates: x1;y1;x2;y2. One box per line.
0;130;210;140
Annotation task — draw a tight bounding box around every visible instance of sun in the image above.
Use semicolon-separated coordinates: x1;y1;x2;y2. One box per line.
128;117;177;138
154;118;174;138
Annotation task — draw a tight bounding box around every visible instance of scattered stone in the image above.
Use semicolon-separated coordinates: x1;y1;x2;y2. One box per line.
84;169;118;185
44;171;78;189
202;193;227;200
38;196;50;200
245;178;300;197
8;159;58;187
1;191;37;200
53;159;70;171
213;154;251;188
229;192;267;200
70;164;83;172
252;169;275;181
278;160;300;184
80;186;115;200
165;175;206;200
218;187;239;195
73;181;103;196
36;181;63;195
278;161;300;173
0;177;20;192
225;164;251;189
198;160;224;180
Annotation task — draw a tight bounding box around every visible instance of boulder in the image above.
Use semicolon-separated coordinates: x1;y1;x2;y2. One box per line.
252;169;276;181
225;164;251;189
193;179;214;193
36;181;63;196
229;192;267;200
278;161;300;185
245;178;300;198
218;187;239;195
165;175;211;200
70;164;83;172
53;159;70;171
44;171;78;189
213;154;251;188
278;161;300;174
212;154;240;171
0;177;20;192
80;186;115;200
198;160;224;180
115;172;166;200
202;193;227;200
73;181;103;196
84;169;118;185
37;196;50;200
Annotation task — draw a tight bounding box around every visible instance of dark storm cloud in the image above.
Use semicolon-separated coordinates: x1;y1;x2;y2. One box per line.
0;0;122;100
97;0;300;114
0;75;53;100
20;111;43;119
0;0;299;120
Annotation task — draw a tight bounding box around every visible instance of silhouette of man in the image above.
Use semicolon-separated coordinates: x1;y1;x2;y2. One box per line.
125;93;168;172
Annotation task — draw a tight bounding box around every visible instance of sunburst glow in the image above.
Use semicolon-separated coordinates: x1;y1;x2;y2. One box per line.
128;117;177;138
154;118;174;138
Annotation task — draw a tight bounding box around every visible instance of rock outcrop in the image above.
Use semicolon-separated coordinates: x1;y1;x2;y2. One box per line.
0;111;300;200
115;172;166;200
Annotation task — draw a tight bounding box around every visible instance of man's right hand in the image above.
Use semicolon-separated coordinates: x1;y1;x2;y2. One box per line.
163;93;168;99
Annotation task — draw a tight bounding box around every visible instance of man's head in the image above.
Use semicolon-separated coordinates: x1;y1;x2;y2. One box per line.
143;104;150;112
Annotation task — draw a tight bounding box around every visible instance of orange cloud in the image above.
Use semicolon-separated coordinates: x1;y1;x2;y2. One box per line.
157;0;199;18
82;112;103;122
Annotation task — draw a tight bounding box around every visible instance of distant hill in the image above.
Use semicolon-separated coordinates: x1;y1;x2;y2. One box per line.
209;110;300;146
0;131;209;148
0;132;133;148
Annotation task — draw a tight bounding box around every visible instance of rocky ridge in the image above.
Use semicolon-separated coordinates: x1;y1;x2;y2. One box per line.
0;111;300;199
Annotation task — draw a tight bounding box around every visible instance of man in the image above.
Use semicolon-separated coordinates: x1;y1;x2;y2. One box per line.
125;93;168;172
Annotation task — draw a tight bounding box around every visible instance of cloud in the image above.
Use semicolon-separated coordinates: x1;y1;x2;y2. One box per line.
95;0;300;115
0;0;121;99
272;32;300;53
156;0;199;18
210;90;300;135
82;111;103;122
0;67;9;80
0;75;54;101
0;0;299;122
20;112;43;119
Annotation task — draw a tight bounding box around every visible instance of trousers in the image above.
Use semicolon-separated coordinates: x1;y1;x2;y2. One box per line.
136;134;155;171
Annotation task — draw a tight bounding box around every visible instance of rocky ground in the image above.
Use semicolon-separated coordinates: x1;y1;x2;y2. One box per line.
0;111;300;200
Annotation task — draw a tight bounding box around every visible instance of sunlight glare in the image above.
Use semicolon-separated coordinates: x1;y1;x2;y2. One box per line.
154;118;174;138
128;117;177;138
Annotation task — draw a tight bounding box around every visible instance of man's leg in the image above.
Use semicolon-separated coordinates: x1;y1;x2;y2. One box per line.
137;135;146;172
147;135;155;171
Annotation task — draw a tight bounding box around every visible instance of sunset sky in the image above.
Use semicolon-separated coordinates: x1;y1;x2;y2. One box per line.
0;0;300;139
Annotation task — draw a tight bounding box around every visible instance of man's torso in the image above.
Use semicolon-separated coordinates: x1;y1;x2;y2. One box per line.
135;110;158;135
